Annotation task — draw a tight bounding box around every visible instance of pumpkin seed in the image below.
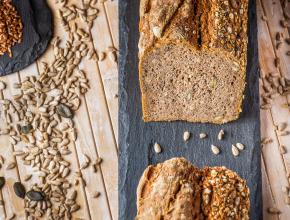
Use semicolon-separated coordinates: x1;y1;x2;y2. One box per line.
13;182;26;199
0;177;5;189
26;190;45;201
21;124;33;134
56;104;74;118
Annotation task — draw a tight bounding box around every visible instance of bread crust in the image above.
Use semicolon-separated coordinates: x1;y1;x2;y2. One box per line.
139;0;249;124
135;158;250;220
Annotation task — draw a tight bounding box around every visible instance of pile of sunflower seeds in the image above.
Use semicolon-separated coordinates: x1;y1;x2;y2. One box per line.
0;0;23;57
0;0;104;219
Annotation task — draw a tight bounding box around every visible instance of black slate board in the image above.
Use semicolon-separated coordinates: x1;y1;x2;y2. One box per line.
0;0;53;76
119;0;262;219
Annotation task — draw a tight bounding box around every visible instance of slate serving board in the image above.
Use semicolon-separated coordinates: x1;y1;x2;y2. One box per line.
0;0;53;76
119;0;262;219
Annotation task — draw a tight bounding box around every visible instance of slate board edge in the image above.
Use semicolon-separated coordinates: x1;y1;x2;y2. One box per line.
119;0;262;219
0;0;53;76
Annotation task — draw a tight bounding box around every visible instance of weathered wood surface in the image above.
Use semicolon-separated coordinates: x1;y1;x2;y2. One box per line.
0;0;290;219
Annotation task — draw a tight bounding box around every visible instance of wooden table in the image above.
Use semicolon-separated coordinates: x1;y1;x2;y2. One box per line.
0;0;289;219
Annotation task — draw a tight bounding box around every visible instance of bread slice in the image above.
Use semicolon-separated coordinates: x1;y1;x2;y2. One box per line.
139;0;248;124
135;158;250;220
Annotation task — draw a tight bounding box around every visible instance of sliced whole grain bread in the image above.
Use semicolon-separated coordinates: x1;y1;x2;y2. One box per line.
135;158;250;220
139;0;248;123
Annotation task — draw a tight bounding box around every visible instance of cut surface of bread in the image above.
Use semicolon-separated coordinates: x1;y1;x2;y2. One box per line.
140;41;245;123
135;157;250;220
139;0;249;124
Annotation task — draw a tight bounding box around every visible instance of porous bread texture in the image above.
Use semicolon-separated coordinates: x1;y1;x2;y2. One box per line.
139;0;249;124
135;157;250;220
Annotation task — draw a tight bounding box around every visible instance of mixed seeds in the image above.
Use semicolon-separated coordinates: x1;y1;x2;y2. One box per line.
0;0;106;218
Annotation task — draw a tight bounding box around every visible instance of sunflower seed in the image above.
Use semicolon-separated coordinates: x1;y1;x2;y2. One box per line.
267;207;281;214
154;143;162;154
217;129;224;140
183;131;191;141
0;81;6;90
93;191;100;198
24;174;32;182
278;123;287;132
199;133;207;139
211;145;220;155
232;145;239;157
282;186;289;193
261;15;268;21
236;143;245;151
13;182;26;199
274;58;280;68
280;145;287;154
6;162;16;170
5;213;15;220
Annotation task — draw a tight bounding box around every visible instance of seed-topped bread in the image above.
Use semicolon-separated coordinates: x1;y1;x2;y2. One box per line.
135;158;250;220
139;0;248;124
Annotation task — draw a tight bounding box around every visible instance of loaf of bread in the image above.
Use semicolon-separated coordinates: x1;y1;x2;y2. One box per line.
139;0;248;124
135;158;250;220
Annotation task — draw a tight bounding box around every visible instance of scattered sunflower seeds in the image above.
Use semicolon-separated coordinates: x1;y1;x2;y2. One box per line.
154;143;162;154
183;131;191;141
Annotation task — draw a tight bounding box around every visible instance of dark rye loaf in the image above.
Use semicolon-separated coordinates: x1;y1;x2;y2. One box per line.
139;0;248;124
135;158;250;220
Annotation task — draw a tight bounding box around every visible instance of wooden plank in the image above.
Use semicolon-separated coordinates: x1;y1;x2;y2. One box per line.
261;0;290;79
260;109;290;218
88;2;119;140
262;157;279;220
0;75;26;220
104;1;119;48
257;0;290;217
